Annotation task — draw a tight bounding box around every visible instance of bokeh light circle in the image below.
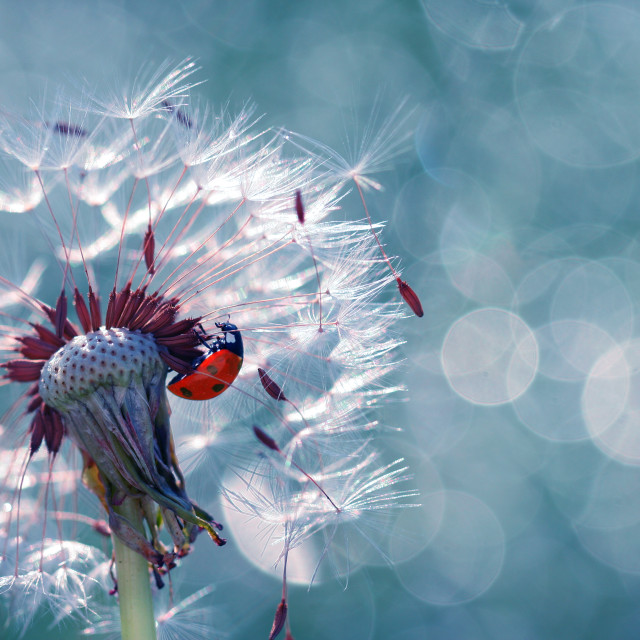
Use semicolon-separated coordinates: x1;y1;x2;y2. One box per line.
442;308;538;405
513;373;589;442
396;491;505;605
534;320;617;383
550;261;633;342
221;470;328;585
393;169;491;265
516;4;640;167
422;0;523;50
583;340;640;465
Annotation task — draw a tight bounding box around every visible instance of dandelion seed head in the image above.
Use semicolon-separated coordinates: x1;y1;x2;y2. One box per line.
39;328;162;409
0;62;416;637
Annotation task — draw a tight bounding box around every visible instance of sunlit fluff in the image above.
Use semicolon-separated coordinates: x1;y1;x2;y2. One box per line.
0;60;417;638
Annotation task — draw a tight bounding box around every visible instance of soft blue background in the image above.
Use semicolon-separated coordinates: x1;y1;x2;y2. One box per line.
3;1;640;638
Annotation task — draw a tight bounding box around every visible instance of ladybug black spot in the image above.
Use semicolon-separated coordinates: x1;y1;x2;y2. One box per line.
212;383;225;393
180;387;193;398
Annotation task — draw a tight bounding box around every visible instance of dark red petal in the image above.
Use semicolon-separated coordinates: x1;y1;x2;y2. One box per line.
253;425;280;452
26;395;43;413
155;334;199;348
269;598;287;640
26;382;40;396
111;285;131;328
105;289;117;329
44;407;65;454
142;303;178;334
88;287;102;331
29;411;44;456
143;224;155;274
167;348;202;362
153;318;200;338
18;336;58;360
118;288;145;328
295;190;305;224
128;296;158;330
31;323;64;348
74;288;92;333
42;298;78;339
258;368;287;401
3;359;46;382
54;290;68;338
160;351;192;375
397;279;424;318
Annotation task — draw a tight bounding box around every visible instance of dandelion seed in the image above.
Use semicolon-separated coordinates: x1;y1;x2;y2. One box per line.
282;104;424;317
268;597;287;640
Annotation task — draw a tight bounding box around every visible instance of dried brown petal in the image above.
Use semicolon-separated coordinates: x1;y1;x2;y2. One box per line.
397;278;424;318
269;598;288;640
258;368;287;401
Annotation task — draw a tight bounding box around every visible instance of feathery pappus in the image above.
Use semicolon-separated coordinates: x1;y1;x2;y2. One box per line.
0;60;421;639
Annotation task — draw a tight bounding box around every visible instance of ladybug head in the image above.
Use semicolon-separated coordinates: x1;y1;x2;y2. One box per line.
215;322;243;358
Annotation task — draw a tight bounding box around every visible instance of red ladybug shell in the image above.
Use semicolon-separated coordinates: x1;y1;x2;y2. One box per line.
167;350;243;400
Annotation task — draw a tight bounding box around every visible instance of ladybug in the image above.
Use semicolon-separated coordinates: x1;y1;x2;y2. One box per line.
167;322;244;400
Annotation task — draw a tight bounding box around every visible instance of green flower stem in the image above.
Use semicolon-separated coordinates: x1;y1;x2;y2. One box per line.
112;498;157;640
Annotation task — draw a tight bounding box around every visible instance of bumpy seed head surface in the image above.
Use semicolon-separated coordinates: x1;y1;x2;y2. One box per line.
39;328;163;409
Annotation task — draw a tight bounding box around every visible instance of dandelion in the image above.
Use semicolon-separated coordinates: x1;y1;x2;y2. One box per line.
0;61;421;640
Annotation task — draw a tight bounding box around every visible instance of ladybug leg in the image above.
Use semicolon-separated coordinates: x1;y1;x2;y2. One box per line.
194;323;213;349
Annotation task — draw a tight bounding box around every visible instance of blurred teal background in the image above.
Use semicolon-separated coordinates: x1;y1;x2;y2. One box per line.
3;0;640;638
